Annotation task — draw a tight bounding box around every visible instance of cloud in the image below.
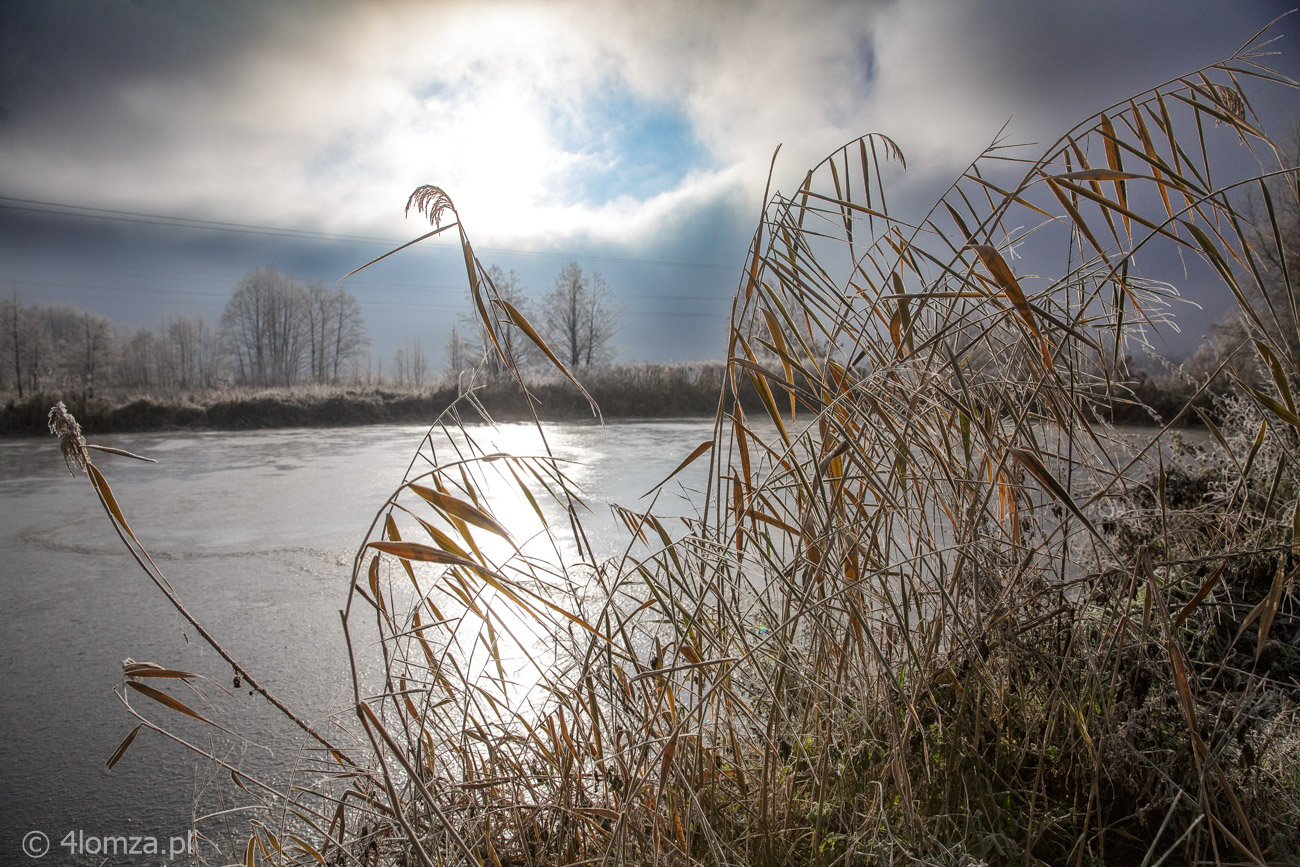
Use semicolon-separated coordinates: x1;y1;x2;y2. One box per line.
863;0;1297;174
1;0;1294;258
0;0;890;250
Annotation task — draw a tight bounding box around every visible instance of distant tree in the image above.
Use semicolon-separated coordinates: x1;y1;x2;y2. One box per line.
357;351;380;387
74;310;114;399
116;325;155;390
221;267;310;387
1;291;30;397
162;315;223;389
332;289;368;383
305;281;330;384
0;294;54;396
445;325;474;379
1179;132;1300;393
41;303;81;353
33;303;84;390
1180;309;1258;386
1;299;230;396
578;271;619;366
196;317;225;388
462;265;539;377
393;337;430;389
305;280;369;384
539;261;621;367
159;317;189;388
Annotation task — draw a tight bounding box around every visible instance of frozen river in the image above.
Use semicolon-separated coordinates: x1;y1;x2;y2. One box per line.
0;419;716;864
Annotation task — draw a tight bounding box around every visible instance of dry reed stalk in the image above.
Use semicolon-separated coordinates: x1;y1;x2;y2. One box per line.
56;22;1300;867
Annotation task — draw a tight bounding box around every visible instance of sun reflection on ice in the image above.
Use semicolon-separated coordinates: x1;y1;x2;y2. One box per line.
355;421;615;724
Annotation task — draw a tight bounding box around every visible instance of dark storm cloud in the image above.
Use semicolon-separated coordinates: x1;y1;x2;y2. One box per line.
864;0;1300;177
0;1;261;143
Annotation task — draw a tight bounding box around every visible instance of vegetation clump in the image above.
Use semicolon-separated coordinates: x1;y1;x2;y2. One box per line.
3;364;759;434
54;28;1300;867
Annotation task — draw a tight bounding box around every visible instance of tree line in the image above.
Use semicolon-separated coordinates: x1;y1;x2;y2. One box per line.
386;260;623;388
221;267;368;388
1;259;626;398
1;267;369;399
442;260;622;382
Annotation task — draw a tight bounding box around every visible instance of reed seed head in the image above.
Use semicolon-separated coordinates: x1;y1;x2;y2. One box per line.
405;184;455;227
47;401;88;475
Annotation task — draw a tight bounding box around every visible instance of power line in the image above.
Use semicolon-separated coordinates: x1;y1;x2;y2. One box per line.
0;195;737;272
15;275;729;306
16;258;729;296
0;197;389;244
13;279;730;321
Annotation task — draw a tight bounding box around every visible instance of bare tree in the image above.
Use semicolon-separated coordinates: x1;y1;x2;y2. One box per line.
0;299;120;396
393;338;430;389
462;265;538;376
74;310;114;399
161;317;190;388
330;287;369;383
221;267;310;387
1;294;54;396
194;316;225;388
305;281;329;384
36;303;84;390
304;280;370;384
539;261;621;367
116;325;155;390
1;291;29;397
445;325;473;379
1;298;228;396
1180;122;1300;388
542;261;585;368
162;315;223;389
579;271;619;366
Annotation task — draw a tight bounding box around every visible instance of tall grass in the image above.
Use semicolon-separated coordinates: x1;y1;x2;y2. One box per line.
55;25;1300;867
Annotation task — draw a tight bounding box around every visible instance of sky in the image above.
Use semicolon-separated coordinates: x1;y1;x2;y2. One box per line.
2;0;1299;367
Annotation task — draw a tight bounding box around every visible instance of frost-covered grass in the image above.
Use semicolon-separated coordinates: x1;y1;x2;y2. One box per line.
55;30;1300;867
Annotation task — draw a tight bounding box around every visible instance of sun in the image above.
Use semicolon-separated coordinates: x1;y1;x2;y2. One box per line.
363;4;599;243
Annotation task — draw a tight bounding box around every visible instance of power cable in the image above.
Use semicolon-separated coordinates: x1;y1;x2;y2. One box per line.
0;195;736;272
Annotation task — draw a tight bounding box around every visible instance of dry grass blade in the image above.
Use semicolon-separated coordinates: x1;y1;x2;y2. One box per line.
496;297;600;417
366;540;520;594
1008;447;1107;545
407;483;513;541
85;444;158;463
124;667;200;680
647;439;714;497
87;464;140;543
1174;561;1227;628
105;724;143;769
1255;561;1289;659
1056;168;1144;182
339;223;458;281
125;681;231;732
969;242;1053;368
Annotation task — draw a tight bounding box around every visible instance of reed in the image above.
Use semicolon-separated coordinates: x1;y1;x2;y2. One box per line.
56;24;1300;867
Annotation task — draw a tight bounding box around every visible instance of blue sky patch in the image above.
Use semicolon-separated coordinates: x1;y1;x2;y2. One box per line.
553;80;712;206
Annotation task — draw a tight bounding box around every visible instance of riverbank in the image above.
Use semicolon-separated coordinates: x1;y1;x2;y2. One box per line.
2;370;1204;436
0;365;752;435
